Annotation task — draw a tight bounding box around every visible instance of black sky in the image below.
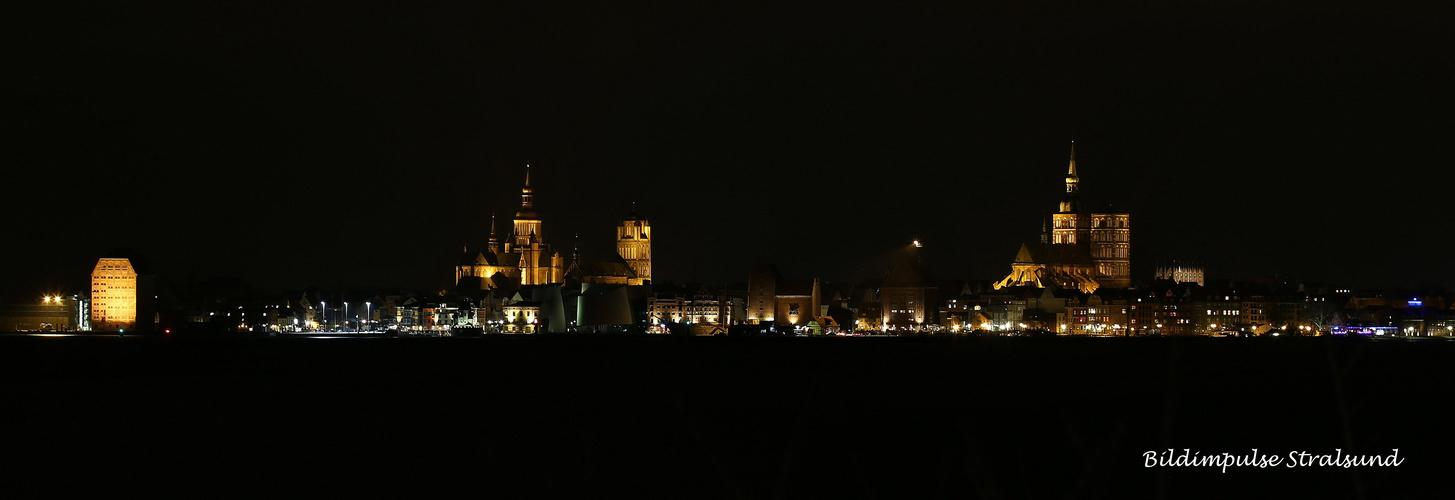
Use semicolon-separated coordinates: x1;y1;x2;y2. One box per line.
7;1;1454;298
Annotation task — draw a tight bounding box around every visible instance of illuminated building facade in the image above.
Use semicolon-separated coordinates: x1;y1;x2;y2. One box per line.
506;166;565;286
502;300;541;333
745;263;820;329
90;253;155;332
1154;261;1205;286
995;242;1100;292
563;206;652;286
997;142;1131;291
684;286;723;325
616;205;651;285
774;278;820;328
455;166;565;290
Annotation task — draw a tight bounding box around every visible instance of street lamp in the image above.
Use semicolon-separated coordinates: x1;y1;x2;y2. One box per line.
366;302;372;332
344;302;350;332
321;301;327;330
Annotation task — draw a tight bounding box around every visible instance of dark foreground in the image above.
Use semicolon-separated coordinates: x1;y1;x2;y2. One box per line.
2;335;1450;498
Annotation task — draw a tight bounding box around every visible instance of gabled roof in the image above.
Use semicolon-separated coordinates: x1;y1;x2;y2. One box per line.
456;250;498;266
496;253;522;267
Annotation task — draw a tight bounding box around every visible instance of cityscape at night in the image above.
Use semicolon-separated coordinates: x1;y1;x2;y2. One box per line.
7;151;1455;340
7;0;1453;497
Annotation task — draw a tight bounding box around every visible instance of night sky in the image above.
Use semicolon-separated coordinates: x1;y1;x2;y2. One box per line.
8;1;1453;299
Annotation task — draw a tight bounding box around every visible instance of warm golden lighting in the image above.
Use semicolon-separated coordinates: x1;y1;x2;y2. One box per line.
92;258;140;331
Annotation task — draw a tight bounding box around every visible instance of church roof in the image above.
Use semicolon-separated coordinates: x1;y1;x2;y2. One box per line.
455;250;497;266
496;252;522;268
578;260;636;278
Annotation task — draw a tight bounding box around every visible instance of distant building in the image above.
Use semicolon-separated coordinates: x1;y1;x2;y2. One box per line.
0;295;79;331
90;251;155;332
746;263;779;324
998;142;1131;292
566;206;652;286
457;169;651;294
648;285;726;327
994;242;1100;293
455;165;566;291
1155;261;1205;286
744;263;820;330
616;205;652;284
880;242;936;329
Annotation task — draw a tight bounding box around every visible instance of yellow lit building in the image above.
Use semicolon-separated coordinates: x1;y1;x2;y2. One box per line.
616;205;651;285
997;142;1131;291
455;166;566;290
745;263;821;329
90;253;155;332
562;205;653;286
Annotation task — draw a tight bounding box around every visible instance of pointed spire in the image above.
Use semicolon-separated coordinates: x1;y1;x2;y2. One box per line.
1064;140;1080;196
1040;212;1049;244
487;213;499;252
520;165;535;210
1068;140;1077;175
524;164;531;187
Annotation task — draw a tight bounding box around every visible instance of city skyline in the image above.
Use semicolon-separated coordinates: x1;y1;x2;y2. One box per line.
8;1;1453;299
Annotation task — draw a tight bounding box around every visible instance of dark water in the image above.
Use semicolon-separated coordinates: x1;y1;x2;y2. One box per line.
2;335;1449;498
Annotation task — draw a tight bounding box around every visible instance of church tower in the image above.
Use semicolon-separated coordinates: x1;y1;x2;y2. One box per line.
616;203;651;285
506;165;563;286
1051;141;1090;244
511;165;543;248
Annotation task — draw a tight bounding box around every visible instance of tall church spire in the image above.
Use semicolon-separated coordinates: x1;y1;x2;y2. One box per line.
488;213;499;252
1065;141;1079;195
520;164;534;210
1040;212;1049;244
1058;141;1082;214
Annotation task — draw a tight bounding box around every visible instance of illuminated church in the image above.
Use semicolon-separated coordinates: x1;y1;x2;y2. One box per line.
565;204;653;286
995;142;1131;292
455;166;653;291
455;166;566;290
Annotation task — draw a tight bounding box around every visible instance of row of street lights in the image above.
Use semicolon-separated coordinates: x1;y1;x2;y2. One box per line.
317;300;373;331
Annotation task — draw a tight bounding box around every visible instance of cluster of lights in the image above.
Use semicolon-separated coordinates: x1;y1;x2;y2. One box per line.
41;295;65;304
